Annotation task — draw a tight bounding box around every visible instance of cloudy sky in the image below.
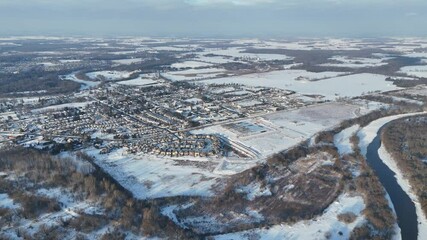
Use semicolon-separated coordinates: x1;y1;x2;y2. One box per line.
0;0;426;37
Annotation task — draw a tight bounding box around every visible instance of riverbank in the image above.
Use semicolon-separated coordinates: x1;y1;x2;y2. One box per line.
358;112;427;240
379;138;427;239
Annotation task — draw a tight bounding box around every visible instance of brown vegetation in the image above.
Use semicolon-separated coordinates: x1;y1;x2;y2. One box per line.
382;115;427;216
0;146;197;239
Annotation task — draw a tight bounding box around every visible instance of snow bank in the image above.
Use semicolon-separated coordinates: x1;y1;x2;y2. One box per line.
378;145;427;239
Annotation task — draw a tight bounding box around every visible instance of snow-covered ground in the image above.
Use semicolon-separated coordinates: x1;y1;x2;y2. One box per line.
112;58;143;65
86;148;221;199
31;101;94;113
334;124;360;156
86;70;135;81
357;112;427;240
117;74;158;86
403;52;427;59
0;112;18;120
1;186;107;239
195;55;239;64
401;85;427;97
357;112;426;156
194;102;382;160
61;73;101;90
236;182;272;201
214;193;366;240
59;59;81;63
62;73;98;88
162;68;227;81
378;145;427;239
0;193;20;209
201;47;293;62
171;61;214;69
399;65;427;78
320;56;390;68
201;71;398;100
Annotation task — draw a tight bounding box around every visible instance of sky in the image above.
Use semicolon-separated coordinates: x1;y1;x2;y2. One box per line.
0;0;426;38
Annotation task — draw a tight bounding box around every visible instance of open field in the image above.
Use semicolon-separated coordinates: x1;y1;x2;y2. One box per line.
201;71;400;100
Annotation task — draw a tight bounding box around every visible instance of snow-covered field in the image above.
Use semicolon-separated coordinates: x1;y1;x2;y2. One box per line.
201;47;293;62
195;55;239;64
61;73;101;90
201;71;398;100
162;68;227;81
86;70;135;81
171;61;214;69
320;56;389;68
59;59;81;63
112;58;143;65
31;101;93;113
399;65;427;78
117;74;158;86
214;193;366;240
86;148;221;199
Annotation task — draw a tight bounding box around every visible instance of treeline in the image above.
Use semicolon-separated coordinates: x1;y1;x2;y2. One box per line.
0;70;80;96
0;147;198;239
382;116;427;217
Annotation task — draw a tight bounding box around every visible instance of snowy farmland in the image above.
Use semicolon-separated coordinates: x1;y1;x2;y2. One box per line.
399;65;427;78
31;101;94;113
162;67;228;81
86;148;221;199
112;58;143;65
201;47;294;62
86;70;135;81
61;73;101;90
116;74;158;86
171;61;214;69
201;70;399;100
319;56;390;68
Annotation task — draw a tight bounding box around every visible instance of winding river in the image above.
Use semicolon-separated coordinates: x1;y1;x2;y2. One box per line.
366;128;418;240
